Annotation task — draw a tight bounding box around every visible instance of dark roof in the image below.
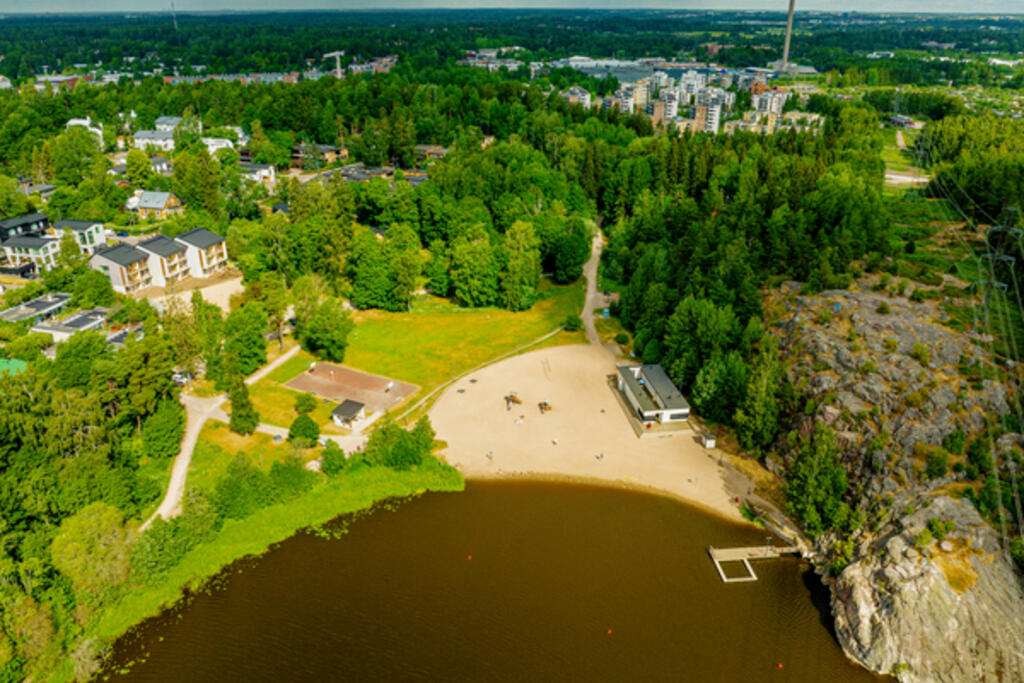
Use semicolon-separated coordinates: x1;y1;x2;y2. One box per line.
175;227;224;249
94;243;147;267
0;212;48;229
240;162;271;172
272;202;290;214
110;163;127;174
138;234;185;258
3;235;53;249
55;219;102;232
151;155;170;165
331;399;365;420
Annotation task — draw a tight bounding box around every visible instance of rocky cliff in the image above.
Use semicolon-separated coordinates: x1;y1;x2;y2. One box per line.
768;280;1024;681
832;494;1024;682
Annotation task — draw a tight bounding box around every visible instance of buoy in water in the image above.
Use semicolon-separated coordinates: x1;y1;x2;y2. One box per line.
607;629;612;634
467;555;472;561
777;662;783;669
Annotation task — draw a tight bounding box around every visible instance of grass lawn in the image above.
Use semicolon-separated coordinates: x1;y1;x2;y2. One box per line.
135;454;176;521
190;421;314;493
230;379;346;433
595;315;631;351
344;277;585;393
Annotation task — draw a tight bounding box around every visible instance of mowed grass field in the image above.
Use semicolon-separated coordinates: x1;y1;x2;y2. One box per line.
342;277;586;392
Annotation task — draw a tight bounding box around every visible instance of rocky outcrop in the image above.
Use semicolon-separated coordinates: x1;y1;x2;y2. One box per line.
772;283;1007;493
768;281;1024;681
831;495;1024;682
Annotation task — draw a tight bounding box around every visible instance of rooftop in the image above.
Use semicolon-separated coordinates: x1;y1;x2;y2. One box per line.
175;227;224;250
0;292;71;323
55;219;102;232
94;243;147;267
138;234;185;258
2;235;54;250
617;364;690;413
134;130;174;141
0;212;48;229
137;191;175;209
332;399;365;421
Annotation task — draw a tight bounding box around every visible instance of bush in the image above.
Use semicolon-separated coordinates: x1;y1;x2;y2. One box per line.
562;314;583;332
320;441;347;476
212;456;275;519
966;438;994;475
228;379;259;435
910;342;930;367
268;456;316;499
288;414;320;445
614;332;629;345
943;429;966;454
876;301;891;315
926;517;955;540
925;449;948;480
294;392;318;415
914;528;933;548
858;360;877;375
884;337;899;352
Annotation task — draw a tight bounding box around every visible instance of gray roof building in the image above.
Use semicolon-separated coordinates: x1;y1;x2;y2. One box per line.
54;219;102;233
617;364;690;423
94;243;148;267
175;227;224;250
2;235;53;249
137;191;174;210
138;234;185;258
0;292;71;324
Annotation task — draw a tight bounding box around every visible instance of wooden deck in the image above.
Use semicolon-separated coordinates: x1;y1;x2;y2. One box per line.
708;545;802;583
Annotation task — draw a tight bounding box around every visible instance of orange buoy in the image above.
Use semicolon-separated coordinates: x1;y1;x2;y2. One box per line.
777;663;783;669
467;555;472;560
607;629;612;634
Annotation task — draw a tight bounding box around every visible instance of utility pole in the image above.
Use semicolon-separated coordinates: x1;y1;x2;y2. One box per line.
781;0;796;74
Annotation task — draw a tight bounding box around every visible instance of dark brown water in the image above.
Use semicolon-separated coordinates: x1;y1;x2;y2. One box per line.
104;481;880;682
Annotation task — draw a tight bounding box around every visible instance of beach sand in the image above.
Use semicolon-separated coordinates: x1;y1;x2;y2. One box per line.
429;344;753;523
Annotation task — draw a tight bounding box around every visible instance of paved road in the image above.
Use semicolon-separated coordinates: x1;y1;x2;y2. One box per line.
141;345;303;530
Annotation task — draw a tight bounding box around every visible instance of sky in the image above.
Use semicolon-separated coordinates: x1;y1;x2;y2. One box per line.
2;1;1022;15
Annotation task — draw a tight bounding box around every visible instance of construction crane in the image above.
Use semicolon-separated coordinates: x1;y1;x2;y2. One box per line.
780;0;796;74
323;50;345;78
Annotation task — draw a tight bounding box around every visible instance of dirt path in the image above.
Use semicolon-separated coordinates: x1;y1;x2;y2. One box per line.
141;345;303;530
581;230;605;348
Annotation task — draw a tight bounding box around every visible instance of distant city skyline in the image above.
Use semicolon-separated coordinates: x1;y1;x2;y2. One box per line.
2;1;1022;16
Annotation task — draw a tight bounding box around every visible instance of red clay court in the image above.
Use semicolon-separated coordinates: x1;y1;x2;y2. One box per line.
286;363;418;413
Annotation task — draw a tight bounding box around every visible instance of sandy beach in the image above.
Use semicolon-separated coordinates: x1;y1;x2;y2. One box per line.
429;344;753;523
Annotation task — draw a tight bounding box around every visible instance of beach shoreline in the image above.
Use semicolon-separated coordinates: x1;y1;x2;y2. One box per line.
428;344;757;526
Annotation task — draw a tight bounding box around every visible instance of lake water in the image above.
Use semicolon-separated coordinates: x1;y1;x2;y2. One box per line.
103;481;882;681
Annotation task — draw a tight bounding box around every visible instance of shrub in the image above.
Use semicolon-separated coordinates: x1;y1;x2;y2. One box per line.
910;288;927;303
966;438;994;475
212;456;275;519
926;449;949;480
914;528;933;548
859;360;877;375
614;332;629;345
268;456;316;499
885;337;899;352
927;517;956;540
904;389;929;408
876;301;891;315
943;429;966;455
288;414;320;445
910;343;930;367
228;378;259;435
294;392;318;416
562;314;583;332
320;441;347;476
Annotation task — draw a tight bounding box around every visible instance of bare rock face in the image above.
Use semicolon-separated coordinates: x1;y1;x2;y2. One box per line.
831;496;1024;682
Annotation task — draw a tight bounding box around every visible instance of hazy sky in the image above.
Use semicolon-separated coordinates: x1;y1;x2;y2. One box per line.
2;1;1022;15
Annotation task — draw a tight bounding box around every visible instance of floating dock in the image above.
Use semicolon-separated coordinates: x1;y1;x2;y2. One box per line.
708;545;801;583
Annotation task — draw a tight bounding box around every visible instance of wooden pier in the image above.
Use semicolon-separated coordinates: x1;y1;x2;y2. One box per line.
708;545;802;583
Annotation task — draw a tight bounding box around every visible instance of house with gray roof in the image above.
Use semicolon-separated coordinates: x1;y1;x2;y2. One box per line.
154;116;182;132
0;212;49;241
175;228;228;278
131;191;183;220
1;234;60;272
617;364;690;424
90;243;153;294
31;308;108;344
137;234;188;287
0;292;70;324
133;129;175;152
53;219;104;255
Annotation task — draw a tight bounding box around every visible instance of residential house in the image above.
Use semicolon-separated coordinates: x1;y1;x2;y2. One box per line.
51;220;104;255
154;116;183;132
175;228;228;278
90;244;153;294
0;76;11;90
31;308;108;344
150;156;172;175
1;235;60;272
290;144;346;169
202;137;235;155
239;162;276;184
137;234;189;287
0;213;50;241
21;184;57;201
0;292;71;324
414;144;449;162
617;364;691;424
132;191;184;220
133;130;175;152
